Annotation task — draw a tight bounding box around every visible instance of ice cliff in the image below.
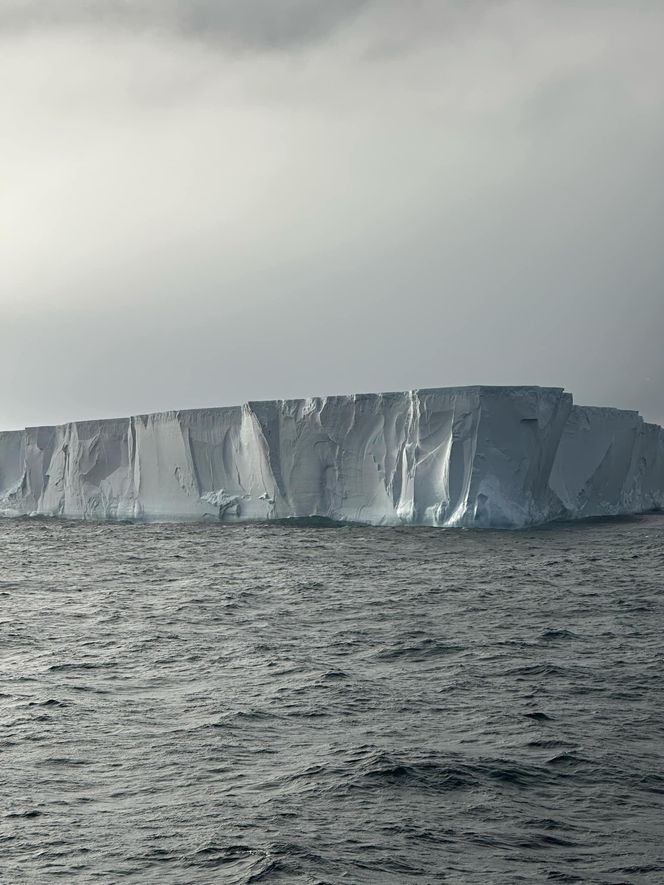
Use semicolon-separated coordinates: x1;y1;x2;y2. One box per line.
1;387;663;527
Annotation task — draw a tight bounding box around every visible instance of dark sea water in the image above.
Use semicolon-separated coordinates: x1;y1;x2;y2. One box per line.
1;515;663;885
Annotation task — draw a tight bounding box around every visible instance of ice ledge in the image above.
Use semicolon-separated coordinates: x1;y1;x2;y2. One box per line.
1;386;662;528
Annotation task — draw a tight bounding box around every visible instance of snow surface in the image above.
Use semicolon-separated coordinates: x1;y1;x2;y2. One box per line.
1;387;662;527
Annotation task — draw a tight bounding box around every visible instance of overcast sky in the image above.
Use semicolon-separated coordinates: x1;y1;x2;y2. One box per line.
1;0;663;429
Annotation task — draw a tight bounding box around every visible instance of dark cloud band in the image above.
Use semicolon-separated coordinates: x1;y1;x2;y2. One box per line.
0;0;372;49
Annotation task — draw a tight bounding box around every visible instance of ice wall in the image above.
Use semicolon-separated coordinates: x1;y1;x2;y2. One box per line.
1;386;662;527
549;405;664;519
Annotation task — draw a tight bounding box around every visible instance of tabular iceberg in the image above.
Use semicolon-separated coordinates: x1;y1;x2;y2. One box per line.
1;386;662;527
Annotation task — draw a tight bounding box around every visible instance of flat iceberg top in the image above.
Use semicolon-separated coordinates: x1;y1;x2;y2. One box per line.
1;385;662;528
12;385;567;435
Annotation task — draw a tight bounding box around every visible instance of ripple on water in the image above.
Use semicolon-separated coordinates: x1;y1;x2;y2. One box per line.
1;514;663;884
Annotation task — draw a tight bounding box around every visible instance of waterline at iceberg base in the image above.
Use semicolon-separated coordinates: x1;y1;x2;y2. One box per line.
1;386;663;528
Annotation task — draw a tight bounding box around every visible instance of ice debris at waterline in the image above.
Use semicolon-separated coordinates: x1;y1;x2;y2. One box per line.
1;386;663;528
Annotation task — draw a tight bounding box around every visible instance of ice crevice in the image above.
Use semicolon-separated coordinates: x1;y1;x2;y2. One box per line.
1;386;662;527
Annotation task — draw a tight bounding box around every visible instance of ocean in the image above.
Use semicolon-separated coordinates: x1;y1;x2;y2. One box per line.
1;515;663;884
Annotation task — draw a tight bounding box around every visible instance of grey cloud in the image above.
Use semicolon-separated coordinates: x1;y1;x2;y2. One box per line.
0;0;372;49
1;0;663;430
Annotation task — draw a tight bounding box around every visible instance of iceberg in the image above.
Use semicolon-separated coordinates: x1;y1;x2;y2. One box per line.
1;386;662;527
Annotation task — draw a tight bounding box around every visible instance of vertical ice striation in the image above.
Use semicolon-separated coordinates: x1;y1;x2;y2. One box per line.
1;386;662;526
549;406;664;520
